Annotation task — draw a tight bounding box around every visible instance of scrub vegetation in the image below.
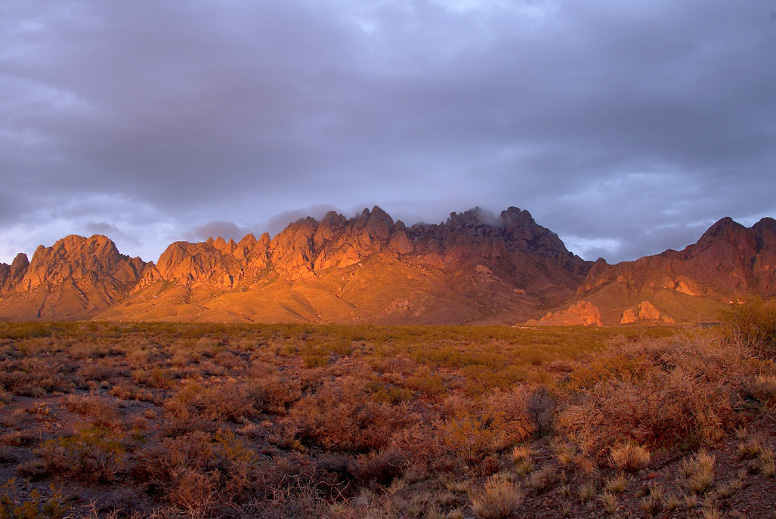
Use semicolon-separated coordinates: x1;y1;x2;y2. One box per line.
0;302;775;517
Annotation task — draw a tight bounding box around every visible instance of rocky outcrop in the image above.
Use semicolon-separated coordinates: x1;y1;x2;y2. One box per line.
21;235;144;291
1;210;773;324
620;301;674;324
580;217;776;300
0;253;29;291
574;217;776;324
0;235;146;319
527;300;603;326
155;233;271;288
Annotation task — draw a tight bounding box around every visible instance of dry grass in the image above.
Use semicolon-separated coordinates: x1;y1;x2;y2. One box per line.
678;449;715;495
468;475;524;519
604;473;629;495
0;318;773;518
610;440;651;472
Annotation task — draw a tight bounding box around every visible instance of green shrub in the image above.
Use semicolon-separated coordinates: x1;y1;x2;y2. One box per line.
37;425;127;483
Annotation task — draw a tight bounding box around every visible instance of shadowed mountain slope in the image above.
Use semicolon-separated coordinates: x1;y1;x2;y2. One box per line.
535;217;776;325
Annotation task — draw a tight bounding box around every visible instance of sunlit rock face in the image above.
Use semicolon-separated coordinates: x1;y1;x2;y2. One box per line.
0;210;773;325
526;300;603;326
620;301;674;324
0;235;146;319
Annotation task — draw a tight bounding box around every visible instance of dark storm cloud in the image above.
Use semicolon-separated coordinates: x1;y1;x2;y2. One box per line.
1;0;774;264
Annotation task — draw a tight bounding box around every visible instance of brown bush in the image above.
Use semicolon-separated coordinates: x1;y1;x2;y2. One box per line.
109;381;155;403
135;428;262;513
63;394;119;425
288;376;417;452
249;373;302;415
610;440;651;472
439;389;532;465
37;425;127;483
560;335;749;454
350;447;408;487
165;380;259;423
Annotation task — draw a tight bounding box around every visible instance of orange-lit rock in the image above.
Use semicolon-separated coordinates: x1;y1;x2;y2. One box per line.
528;300;603;326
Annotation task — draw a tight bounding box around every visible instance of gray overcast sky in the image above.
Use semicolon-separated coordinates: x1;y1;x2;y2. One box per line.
1;1;775;265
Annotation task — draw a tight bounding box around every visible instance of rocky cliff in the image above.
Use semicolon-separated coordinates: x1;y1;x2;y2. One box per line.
0;207;591;323
0;209;773;324
0;235;147;319
571;217;776;324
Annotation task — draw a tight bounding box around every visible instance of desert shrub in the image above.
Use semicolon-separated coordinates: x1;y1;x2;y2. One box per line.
440;414;500;466
212;350;245;370
77;362;122;383
749;375;776;408
0;362;73;397
511;445;532;464
109;381;155;403
737;436;764;459
599;492;618;514
390;422;445;467
577;480;597;504
37;425;127;482
367;380;414;405
526;466;559;494
640;484;664;515
351;447;408;487
678;450;715;494
723;299;776;354
440;389;532;465
525;385;555;436
288;377;417;452
248;373;302;415
125;348;153;369
468;474;524;519
609;440;651;472
604;473;629;495
0;479;70;519
406;366;447;397
559;335;748;454
285;376;417;452
131;367;175;389
249;482;328;519
166;380;259;423
0;387;12;408
135;428;262;514
63;394;119;425
484;387;534;445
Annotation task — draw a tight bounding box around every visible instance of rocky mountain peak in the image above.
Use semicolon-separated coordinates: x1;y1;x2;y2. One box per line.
22;234;142;290
696;217;748;246
753;217;776;236
10;253;29;278
2;207;771;325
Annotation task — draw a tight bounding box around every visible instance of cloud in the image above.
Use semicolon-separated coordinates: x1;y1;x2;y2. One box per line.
0;0;774;264
186;221;255;242
264;205;342;236
85;221;140;245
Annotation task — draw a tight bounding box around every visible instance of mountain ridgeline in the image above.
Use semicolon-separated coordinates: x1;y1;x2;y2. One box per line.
0;207;774;325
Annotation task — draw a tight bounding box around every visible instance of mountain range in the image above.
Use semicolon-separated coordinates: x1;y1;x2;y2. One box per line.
0;206;774;325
